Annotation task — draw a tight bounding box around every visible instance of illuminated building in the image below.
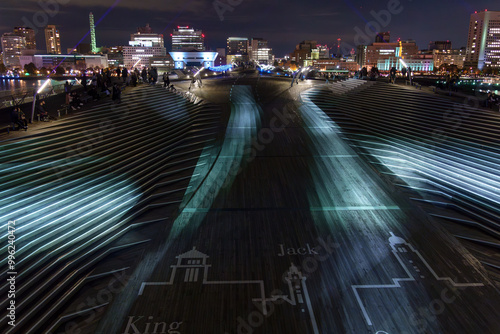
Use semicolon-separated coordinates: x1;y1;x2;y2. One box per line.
433;48;466;69
312;59;359;71
99;46;123;66
45;25;61;54
149;55;175;72
317;45;330;59
226;37;248;64
169;51;218;69
290;40;317;66
356;40;422;70
302;44;331;67
1;33;25;68
13;27;36;50
124;46;166;69
89;12;97;53
130;24;164;48
377;56;434;72
227;37;248;55
124;25;166;69
247;38;273;65
465;10;500;70
172;26;205;51
19;54;108;71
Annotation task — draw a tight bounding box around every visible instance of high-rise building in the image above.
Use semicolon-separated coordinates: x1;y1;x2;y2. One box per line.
130;26;164;48
172;26;204;51
375;32;391;43
226;37;248;64
13;27;36;50
317;45;330;59
1;33;26;68
290;40;317;66
124;25;166;68
89;12;97;53
428;40;452;51
248;38;273;65
227;37;248;55
45;25;61;54
465;10;500;70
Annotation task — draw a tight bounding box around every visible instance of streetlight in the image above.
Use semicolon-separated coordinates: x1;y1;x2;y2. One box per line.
31;79;51;123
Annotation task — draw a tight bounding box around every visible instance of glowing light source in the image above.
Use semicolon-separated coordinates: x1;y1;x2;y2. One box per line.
37;80;51;94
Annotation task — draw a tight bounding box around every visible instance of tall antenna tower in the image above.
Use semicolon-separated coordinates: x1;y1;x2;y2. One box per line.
89;12;97;53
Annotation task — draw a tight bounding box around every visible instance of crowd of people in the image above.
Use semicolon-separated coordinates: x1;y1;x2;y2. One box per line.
9;66;174;131
354;67;381;81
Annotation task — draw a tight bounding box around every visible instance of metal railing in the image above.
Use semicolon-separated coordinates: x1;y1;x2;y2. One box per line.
0;79;82;110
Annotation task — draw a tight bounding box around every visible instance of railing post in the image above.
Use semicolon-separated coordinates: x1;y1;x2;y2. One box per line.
31;92;37;124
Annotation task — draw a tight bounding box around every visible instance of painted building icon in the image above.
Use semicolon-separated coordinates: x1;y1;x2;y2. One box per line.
170;247;211;283
139;248;320;334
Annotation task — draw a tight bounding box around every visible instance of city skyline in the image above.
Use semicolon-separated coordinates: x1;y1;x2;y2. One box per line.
0;0;497;57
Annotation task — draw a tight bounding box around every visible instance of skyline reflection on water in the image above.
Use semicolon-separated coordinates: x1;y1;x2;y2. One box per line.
0;78;69;93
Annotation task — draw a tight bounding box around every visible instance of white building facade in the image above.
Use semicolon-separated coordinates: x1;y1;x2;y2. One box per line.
465;10;500;70
169;51;218;69
172;26;204;51
123;29;166;69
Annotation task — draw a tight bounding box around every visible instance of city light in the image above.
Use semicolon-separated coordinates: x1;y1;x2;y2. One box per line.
1;6;500;334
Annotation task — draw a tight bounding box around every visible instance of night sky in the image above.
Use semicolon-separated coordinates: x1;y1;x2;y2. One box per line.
0;0;497;57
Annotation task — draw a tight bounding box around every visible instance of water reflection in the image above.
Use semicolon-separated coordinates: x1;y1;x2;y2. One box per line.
0;78;68;93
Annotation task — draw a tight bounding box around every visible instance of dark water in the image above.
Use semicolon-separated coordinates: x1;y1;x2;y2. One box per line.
0;78;68;94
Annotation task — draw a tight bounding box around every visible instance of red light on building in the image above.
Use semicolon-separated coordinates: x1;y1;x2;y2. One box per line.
202;34;205;38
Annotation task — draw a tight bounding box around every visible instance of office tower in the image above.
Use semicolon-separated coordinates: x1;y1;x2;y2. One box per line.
1;33;26;68
13;27;36;50
465;10;500;70
248;38;273;65
227;37;248;55
172;26;204;51
130;24;164;48
124;25;166;68
291;40;317;66
45;25;61;54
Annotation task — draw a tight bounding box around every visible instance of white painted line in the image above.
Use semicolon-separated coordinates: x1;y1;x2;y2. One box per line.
352;232;485;327
302;277;320;334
